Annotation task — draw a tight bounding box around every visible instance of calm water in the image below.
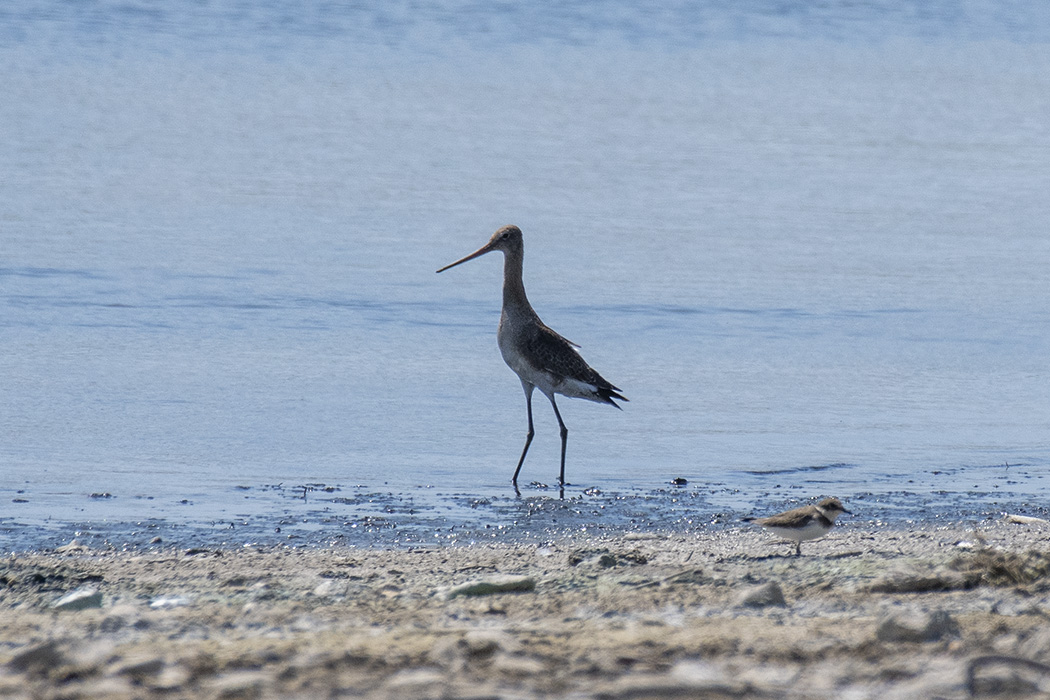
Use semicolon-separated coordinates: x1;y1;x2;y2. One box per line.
2;2;1050;550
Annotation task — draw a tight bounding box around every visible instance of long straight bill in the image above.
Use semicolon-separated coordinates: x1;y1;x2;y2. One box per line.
436;242;496;273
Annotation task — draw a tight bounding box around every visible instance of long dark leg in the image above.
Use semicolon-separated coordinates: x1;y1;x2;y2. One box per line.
548;394;569;485
512;383;535;484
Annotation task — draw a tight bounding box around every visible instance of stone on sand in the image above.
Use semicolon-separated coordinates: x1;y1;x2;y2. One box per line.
445;574;535;598
52;588;103;611
736;581;787;608
876;609;959;643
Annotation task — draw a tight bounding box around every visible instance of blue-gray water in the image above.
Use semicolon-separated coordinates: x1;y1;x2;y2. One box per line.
2;1;1050;551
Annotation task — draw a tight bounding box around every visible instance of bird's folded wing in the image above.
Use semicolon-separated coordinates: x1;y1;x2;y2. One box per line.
525;324;612;388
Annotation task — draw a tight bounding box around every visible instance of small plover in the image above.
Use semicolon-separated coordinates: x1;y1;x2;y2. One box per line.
745;497;851;556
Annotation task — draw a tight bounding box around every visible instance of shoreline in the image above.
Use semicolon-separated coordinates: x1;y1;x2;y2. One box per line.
3;518;1050;699
4;475;1050;554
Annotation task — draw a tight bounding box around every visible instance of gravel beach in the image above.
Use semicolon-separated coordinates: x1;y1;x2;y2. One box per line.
4;518;1050;699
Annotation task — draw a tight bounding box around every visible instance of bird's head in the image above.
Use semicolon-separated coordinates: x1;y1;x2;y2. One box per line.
816;497;851;521
437;225;522;273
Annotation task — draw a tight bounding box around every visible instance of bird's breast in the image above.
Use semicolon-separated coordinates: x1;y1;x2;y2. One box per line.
497;313;552;390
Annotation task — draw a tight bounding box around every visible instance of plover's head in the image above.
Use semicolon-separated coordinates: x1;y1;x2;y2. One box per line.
815;497;850;522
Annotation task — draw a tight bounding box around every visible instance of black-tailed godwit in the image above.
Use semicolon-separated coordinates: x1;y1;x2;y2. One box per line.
437;225;626;486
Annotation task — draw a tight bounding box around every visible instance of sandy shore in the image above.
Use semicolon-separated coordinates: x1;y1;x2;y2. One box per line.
3;518;1050;699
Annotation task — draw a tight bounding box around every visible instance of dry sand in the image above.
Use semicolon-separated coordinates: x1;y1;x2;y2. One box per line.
4;518;1050;699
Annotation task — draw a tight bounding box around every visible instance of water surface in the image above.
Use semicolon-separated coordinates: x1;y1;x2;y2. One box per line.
2;1;1049;550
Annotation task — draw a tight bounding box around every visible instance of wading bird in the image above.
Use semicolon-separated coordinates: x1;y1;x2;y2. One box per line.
437;225;626;487
745;497;851;556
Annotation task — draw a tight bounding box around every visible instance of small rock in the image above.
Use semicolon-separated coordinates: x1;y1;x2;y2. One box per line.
248;582;275;600
494;654;546;677
207;671;264;700
601;668;750;699
967;656;1050;698
867;569;968;593
75;677;137;697
378;583;401;598
447;575;536;598
384;668;446;693
99;614;127;633
568;548;649;567
462;630;518;658
55;540;89;553
876;610;959;643
6;640;66;673
148;665;192;692
116;656;166;679
66;640;117;672
53;588;103;611
1004;513;1050;526
991;594;1048;617
312;579;346;597
149;596;192;609
664;568;706;585
671;660;732;685
737;581;787;608
431;630;520;667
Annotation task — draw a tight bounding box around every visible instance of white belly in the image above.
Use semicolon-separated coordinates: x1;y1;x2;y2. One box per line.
496;310;604;401
762;521;831;543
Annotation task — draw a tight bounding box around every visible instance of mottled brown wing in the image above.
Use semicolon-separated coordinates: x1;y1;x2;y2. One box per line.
524;322;624;396
755;505;821;528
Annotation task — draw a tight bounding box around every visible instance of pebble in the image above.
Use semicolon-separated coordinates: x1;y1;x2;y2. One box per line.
867;569;968;593
383;668;447;693
462;630;518;658
431;629;519;667
75;677;137;699
736;581;787;608
446;575;536;598
1004;513;1050;526
312;579;347;597
115;656;166;679
600;667;751;699
55;540;89;554
991;594;1049;617
148;666;193;692
493;654;546;677
568;548;649;567
206;671;265;700
53;588;103;611
150;595;192;609
876;610;959;643
6;640;66;673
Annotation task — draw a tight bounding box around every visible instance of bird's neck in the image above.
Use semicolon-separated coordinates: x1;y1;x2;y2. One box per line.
817;508;840;523
500;249;532;312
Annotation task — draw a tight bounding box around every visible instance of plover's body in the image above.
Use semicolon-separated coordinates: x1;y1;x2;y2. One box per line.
746;497;850;556
437;225;626;487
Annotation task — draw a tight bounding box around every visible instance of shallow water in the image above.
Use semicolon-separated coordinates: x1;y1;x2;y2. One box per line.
2;1;1049;551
